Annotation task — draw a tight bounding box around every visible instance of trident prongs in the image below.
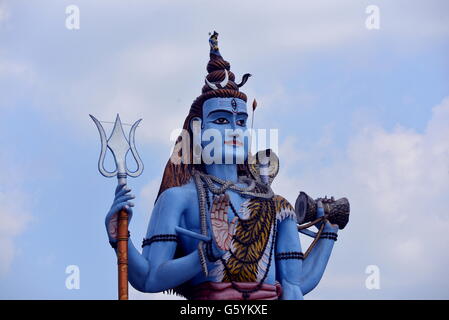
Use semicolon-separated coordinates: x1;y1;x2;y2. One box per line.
90;114;144;185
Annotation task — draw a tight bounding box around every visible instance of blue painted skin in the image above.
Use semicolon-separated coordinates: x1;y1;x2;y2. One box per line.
105;97;338;299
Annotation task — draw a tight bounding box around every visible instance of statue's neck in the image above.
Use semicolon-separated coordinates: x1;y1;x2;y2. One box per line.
204;164;238;183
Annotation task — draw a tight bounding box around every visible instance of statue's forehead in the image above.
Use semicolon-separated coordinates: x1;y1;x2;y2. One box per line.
202;98;247;117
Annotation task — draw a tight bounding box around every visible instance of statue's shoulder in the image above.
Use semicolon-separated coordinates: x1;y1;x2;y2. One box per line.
272;194;296;222
156;179;197;209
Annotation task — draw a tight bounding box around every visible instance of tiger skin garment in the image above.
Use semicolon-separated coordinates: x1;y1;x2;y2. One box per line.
208;195;297;282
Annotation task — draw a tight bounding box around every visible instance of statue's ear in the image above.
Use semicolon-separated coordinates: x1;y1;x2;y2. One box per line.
190;117;202;132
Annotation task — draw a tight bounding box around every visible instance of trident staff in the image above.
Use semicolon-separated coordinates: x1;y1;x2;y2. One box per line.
90;114;144;300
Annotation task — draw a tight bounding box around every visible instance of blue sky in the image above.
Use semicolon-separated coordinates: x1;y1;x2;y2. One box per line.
0;0;448;299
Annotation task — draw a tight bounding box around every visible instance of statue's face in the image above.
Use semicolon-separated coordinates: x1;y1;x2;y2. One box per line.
200;97;249;164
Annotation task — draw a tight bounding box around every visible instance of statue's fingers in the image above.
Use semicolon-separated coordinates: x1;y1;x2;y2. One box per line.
212;198;224;221
325;220;339;230
210;196;219;213
214;195;222;220
210;205;218;221
123;202;134;215
109;203;133;223
113;201;134;212
222;194;230;216
220;195;227;221
221;208;227;221
223;202;229;220
220;194;229;220
116;186;132;198
316;200;324;218
115;183;127;195
229;217;238;235
113;194;135;207
217;203;223;221
112;196;134;209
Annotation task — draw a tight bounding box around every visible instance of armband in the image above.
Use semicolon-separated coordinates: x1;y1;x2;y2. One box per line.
319;232;338;241
142;234;178;248
275;251;304;260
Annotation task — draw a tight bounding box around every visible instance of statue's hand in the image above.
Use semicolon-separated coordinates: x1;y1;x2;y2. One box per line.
210;194;237;258
105;183;135;242
315;199;338;232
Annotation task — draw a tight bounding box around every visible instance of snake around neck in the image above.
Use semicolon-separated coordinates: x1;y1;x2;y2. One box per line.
194;170;274;199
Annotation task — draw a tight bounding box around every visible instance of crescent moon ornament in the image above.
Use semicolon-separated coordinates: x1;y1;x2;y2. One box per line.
205;69;229;90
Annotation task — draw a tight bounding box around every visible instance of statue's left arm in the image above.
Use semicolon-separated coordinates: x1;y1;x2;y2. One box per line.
299;203;339;295
275;197;339;297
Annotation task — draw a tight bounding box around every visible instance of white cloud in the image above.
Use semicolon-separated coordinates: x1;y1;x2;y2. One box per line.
272;97;449;298
3;0;447;145
0;2;9;24
0;156;32;276
0;57;35;110
0;60;30;78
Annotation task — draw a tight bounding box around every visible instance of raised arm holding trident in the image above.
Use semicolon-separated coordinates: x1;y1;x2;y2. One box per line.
90;114;143;300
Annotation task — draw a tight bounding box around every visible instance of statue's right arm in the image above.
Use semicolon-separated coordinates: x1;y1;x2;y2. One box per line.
127;187;204;293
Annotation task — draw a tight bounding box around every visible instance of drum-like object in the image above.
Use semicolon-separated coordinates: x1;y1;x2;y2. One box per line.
294;191;350;230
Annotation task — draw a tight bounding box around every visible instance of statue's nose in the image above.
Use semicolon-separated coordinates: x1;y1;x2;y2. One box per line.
228;129;240;138
231;116;241;131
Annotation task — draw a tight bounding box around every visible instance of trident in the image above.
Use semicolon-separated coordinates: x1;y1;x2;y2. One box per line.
90;114;144;300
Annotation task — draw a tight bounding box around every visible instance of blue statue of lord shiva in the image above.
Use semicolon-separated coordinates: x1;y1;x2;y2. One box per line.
104;32;349;300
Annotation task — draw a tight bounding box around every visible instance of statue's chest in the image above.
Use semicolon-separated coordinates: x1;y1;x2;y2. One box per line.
182;190;247;229
208;197;278;283
220;191;246;220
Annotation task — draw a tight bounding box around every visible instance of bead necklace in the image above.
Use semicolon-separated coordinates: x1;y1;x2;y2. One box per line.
196;170;274;199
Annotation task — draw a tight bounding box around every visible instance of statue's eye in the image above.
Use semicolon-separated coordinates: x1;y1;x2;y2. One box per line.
213;118;229;124
236;119;246;127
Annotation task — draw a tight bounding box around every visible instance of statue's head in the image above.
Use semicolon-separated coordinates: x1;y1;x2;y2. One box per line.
194;96;249;164
157;32;252;198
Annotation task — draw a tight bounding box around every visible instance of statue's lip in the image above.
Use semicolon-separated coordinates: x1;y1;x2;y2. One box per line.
224;140;243;147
